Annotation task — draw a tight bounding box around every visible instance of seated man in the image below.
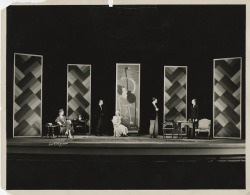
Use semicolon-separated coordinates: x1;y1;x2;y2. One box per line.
55;109;74;138
112;110;128;137
74;115;87;135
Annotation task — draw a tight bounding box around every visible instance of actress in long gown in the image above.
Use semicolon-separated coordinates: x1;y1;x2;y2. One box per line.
112;111;128;137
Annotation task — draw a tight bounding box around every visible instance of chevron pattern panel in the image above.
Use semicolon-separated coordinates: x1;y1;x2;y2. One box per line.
213;58;241;138
13;53;43;137
67;64;91;130
164;66;187;134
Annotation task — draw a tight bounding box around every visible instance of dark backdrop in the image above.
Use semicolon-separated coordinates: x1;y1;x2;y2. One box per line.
6;5;246;138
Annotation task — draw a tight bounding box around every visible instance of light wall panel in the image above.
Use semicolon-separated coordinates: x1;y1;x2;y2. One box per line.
67;64;91;133
213;57;241;139
164;66;187;134
13;53;43;137
116;63;140;133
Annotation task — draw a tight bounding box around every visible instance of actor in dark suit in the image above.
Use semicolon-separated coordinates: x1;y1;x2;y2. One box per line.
95;99;104;136
190;99;199;121
73;115;87;135
189;99;199;137
149;97;159;138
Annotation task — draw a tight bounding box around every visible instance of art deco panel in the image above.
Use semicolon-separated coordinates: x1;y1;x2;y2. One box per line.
213;58;241;138
116;64;140;132
164;66;187;134
13;53;43;137
67;64;91;132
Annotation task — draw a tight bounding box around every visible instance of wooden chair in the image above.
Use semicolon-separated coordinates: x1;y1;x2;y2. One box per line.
162;120;176;139
195;118;211;139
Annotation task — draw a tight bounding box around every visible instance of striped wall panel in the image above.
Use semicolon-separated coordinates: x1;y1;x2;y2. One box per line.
116;63;140;132
13;53;43;137
67;64;91;132
213;58;241;138
164;66;187;134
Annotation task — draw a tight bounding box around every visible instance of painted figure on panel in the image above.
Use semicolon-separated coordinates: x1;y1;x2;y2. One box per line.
116;65;139;130
117;85;136;125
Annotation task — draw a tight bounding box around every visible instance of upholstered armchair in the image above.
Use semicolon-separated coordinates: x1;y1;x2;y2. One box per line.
195;118;211;139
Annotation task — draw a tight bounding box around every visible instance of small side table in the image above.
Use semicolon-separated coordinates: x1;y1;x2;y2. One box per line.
176;121;193;138
45;124;59;138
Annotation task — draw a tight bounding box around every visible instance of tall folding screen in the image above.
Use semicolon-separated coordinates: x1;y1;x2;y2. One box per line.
13;53;43;137
213;57;241;138
67;64;91;133
164;66;187;134
116;64;140;132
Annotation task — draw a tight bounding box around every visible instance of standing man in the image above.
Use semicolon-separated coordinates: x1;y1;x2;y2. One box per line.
149;97;159;138
95;99;104;136
190;99;199;138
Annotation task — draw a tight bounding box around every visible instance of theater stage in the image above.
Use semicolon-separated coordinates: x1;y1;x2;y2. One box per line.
6;135;245;189
7;135;245;159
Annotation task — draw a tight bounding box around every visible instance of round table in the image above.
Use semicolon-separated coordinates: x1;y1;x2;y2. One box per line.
45;124;59;138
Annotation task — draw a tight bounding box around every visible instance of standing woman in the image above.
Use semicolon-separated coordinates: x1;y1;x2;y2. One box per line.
149;97;159;138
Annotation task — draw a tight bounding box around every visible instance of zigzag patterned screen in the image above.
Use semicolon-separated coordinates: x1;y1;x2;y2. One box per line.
164;66;187;132
13;53;43;137
67;64;91;131
213;58;241;138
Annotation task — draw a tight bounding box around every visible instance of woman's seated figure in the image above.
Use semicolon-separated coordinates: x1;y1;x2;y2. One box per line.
112;110;128;137
55;109;74;138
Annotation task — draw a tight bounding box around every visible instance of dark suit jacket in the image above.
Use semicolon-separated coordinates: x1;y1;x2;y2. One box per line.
74;118;85;126
190;105;199;120
149;103;158;120
95;105;104;120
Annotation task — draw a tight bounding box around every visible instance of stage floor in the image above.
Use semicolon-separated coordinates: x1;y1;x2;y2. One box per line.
7;135;245;157
6;135;246;189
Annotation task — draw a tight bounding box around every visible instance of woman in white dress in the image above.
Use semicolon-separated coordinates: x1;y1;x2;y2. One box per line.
112;110;128;137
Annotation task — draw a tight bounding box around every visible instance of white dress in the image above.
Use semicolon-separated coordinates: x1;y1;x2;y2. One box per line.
112;116;128;137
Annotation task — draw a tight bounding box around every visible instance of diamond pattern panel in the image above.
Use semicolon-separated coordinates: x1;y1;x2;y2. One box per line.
14;53;42;136
214;58;241;138
164;66;187;123
67;65;91;127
